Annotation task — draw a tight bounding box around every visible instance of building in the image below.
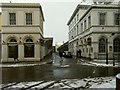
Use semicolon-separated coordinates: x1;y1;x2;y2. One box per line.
0;12;1;60
67;3;120;60
1;3;45;62
54;43;63;53
0;12;1;31
44;37;53;57
57;41;68;52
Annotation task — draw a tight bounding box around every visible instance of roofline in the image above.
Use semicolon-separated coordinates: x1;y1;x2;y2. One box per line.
67;4;120;26
1;3;40;8
44;37;53;39
79;4;120;22
39;5;45;21
0;3;45;21
67;4;90;25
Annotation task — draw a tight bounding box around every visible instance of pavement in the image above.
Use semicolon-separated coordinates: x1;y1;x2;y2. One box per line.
1;54;120;89
1;53;120;67
76;57;120;67
1;76;116;89
0;54;53;67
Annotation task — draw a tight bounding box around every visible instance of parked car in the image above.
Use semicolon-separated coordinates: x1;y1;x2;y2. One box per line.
63;51;72;58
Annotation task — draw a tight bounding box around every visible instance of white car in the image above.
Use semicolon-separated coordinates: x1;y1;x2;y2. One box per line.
63;51;72;58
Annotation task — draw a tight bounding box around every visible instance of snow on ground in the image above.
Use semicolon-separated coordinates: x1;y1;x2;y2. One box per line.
31;81;55;89
0;62;48;68
116;73;120;79
0;64;39;67
90;78;116;89
78;59;120;67
0;63;38;67
9;81;41;89
1;77;116;89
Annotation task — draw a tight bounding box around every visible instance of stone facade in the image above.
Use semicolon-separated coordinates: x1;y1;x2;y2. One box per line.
0;12;1;60
67;4;120;60
1;3;45;62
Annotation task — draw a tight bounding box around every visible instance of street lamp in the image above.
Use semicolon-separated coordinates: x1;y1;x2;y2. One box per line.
106;39;108;64
111;33;115;66
113;54;115;66
102;27;108;64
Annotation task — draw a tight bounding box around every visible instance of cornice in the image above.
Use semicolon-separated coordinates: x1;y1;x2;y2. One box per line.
1;3;45;21
2;25;42;27
1;3;40;8
79;5;120;23
2;32;41;34
67;4;90;25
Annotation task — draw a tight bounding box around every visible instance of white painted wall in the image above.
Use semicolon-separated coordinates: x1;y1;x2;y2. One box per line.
68;4;120;59
1;3;45;62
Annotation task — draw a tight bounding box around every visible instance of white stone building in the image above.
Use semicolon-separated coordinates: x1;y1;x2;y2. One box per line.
1;3;45;62
67;4;120;60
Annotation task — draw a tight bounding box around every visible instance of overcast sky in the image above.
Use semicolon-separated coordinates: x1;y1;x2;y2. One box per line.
1;0;118;44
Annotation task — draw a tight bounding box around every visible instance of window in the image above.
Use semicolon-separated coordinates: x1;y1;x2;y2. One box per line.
74;27;76;36
74;18;76;24
91;47;93;52
113;38;120;52
9;13;16;25
26;13;32;25
99;13;106;25
24;38;34;57
77;25;79;35
88;16;91;27
81;23;83;32
10;38;17;42
99;38;107;53
77;14;79;21
114;13;120;25
87;38;91;45
86;47;88;53
8;38;18;58
84;20;86;30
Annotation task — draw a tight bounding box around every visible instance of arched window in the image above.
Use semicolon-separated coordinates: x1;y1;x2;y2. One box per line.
8;38;18;58
10;38;17;42
24;38;34;57
113;38;120;52
26;38;33;42
99;38;107;53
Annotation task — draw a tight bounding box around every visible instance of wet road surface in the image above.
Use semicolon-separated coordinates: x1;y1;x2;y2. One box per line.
2;53;120;84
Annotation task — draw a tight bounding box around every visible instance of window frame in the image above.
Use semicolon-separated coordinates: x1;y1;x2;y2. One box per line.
99;12;107;25
26;13;33;25
88;15;91;28
81;22;83;32
9;13;16;25
99;38;107;53
113;38;120;52
114;13;120;25
84;19;87;30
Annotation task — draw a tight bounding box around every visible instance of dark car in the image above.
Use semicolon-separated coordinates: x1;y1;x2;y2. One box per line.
63;51;72;58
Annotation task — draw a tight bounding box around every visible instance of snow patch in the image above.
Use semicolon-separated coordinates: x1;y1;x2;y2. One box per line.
116;73;120;79
0;64;38;67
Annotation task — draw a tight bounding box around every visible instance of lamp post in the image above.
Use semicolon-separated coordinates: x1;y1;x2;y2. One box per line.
106;39;108;64
111;33;115;66
102;27;108;64
113;53;115;66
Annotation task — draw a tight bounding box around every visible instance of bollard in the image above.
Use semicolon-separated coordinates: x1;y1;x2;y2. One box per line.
116;73;120;90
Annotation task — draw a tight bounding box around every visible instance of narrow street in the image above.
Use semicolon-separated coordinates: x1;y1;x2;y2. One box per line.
2;53;120;84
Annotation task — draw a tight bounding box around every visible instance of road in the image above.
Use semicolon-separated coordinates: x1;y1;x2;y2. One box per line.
2;53;120;84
